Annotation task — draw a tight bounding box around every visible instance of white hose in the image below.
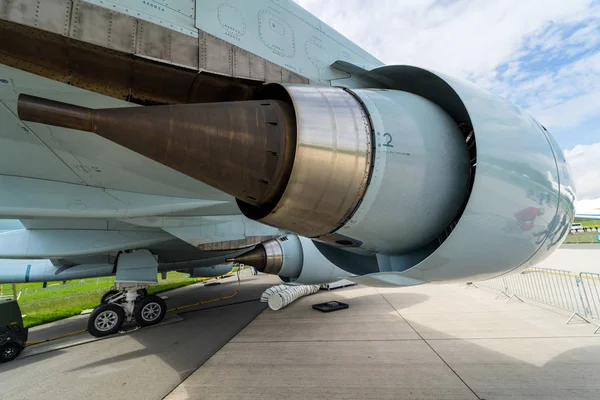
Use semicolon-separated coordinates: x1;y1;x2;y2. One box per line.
268;285;320;311
260;284;289;303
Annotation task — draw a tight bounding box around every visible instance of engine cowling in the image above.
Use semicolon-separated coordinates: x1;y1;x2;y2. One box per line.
17;65;575;285
232;235;357;285
233;67;575;285
238;85;470;253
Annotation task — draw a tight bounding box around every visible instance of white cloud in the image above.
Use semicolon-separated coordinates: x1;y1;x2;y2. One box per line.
294;0;598;80
565;143;600;200
575;197;600;213
294;0;600;203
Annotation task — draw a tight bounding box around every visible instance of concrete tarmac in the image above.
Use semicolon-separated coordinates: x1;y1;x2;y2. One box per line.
2;272;600;399
0;270;280;400
166;283;600;400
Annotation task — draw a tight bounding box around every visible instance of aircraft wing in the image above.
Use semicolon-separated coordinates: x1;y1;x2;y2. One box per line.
0;0;578;290
0;0;373;257
575;213;600;220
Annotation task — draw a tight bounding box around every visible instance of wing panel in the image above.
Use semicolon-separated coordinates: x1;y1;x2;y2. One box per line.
1;64;234;199
195;0;383;83
0;175;229;219
0;229;171;258
82;0;197;36
0;92;84;185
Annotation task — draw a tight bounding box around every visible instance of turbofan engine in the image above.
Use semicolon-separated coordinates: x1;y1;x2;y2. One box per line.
17;65;575;286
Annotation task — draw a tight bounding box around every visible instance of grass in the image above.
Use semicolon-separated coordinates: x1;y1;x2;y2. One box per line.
231;265;249;272
2;272;200;328
566;219;600;244
575;219;600;228
564;233;600;244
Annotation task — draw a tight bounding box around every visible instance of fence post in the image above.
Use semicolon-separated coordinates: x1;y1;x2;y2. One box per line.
566;274;590;324
495;277;511;299
480;267;600;332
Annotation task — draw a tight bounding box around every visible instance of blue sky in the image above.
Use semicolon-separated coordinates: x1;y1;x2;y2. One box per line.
295;0;600;202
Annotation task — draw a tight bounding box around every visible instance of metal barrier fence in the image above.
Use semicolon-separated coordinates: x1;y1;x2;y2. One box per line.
479;267;600;333
580;273;600;321
564;233;600;244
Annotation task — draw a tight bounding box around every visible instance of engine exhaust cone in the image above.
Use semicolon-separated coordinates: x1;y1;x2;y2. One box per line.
17;94;296;207
227;239;283;275
227;246;266;268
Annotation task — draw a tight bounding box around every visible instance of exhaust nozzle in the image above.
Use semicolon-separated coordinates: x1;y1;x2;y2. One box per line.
17;94;296;207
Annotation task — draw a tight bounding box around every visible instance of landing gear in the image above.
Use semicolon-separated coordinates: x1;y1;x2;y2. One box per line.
134;295;167;327
89;285;165;338
88;249;162;337
87;303;125;337
100;288;147;304
100;290;120;304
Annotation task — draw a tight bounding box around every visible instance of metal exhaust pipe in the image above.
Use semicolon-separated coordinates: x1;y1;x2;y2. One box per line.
17;94;297;207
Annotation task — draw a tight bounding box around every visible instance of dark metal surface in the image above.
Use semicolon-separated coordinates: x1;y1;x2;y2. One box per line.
245;84;373;238
18;94;93;131
227;239;284;275
0;301;24;328
17;94;297;207
196;235;280;252
228;246;268;271
0;7;308;105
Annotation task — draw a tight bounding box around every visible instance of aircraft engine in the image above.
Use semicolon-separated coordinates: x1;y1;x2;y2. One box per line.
230;235;356;284
17;65;575;285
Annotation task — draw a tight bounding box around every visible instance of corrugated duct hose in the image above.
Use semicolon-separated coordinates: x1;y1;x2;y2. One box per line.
261;284;321;311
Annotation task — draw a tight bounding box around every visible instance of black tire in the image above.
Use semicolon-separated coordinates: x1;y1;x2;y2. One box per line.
135;288;148;302
88;303;125;338
0;343;22;363
133;295;167;327
100;290;121;304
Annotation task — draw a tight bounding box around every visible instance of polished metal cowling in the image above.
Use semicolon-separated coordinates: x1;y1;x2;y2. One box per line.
241;84;373;239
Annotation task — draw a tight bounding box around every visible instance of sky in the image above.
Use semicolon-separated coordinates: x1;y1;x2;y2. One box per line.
294;0;600;207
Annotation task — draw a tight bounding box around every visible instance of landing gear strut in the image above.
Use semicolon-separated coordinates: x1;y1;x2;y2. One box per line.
100;288;148;304
88;285;166;338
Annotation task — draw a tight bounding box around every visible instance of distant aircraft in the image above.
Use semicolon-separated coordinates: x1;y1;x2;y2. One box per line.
0;0;575;336
574;200;600;220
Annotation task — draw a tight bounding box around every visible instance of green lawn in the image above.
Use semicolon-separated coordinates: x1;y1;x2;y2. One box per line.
575;219;600;228
564;233;600;244
566;219;600;244
4;272;199;328
231;265;249;272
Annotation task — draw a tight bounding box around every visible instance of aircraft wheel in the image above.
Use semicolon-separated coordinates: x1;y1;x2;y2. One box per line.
100;290;121;304
134;295;167;327
0;343;22;363
88;303;125;337
135;288;148;303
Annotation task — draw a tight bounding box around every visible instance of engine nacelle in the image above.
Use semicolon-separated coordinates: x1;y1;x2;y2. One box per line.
232;235;355;284
17;65;575;285
240;85;470;253
237;66;575;284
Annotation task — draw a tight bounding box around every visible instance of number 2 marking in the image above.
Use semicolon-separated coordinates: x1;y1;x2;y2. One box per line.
383;133;394;148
